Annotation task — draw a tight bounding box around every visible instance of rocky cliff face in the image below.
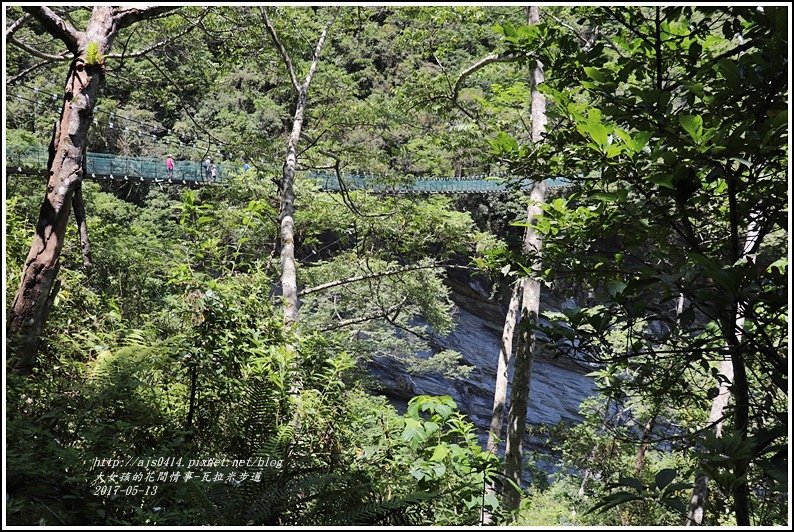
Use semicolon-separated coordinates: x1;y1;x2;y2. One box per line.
367;269;598;449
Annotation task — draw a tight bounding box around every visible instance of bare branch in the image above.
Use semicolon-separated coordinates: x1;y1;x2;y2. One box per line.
302;10;336;88
6;12;31;38
21;6;80;54
7;34;71;61
299;263;471;297
261;7;301;93
72;184;93;269
547;12;589;45
452;52;522;103
320;298;407;332
112;6;179;31
7;58;59;85
106;8;209;60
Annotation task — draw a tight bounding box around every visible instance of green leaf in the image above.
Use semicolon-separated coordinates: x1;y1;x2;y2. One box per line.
767;258;787;274
401;418;425;443
607;281;627;296
660;498;687;514
614;128;634;151
584;122;609;149
429;444;449;462
687;41;702;64
679;114;703;143
648;173;675;189
654;468;677;490
605;143;621;158
633;131;652;152
483;490;499;510
583;67;607;82
588;491;641;514
715;58;740;87
616;476;645;492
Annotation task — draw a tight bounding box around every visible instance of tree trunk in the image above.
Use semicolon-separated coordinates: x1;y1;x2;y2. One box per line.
501;5;547;513
8;39;107;373
684;352;735;525
727;309;751;526
634;409;659;475
7;6;176;374
279;87;307;325
487;283;522;454
685;213;760;525
481;282;522;524
264;10;333;326
502;184;546;511
186;364;198;433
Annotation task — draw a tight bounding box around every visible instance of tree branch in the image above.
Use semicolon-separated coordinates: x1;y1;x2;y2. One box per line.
6;12;31;39
299;263;470;297
112;6;179;31
261;7;300;93
7;58;59;85
20;6;80;54
106;8;209;60
72;183;93;269
603;6;654;50
7;34;72;61
302;10;336;88
665;39;757;93
451;52;522;103
320;298;407;332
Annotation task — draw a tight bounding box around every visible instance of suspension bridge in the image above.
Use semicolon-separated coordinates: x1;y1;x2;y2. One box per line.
6;145;565;194
7;85;565;193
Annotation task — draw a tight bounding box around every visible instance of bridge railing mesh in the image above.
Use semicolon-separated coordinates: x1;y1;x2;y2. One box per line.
6;145;568;192
5;146;223;183
303;171;565;194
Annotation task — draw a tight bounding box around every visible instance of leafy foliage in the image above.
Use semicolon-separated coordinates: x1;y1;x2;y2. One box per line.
5;4;788;527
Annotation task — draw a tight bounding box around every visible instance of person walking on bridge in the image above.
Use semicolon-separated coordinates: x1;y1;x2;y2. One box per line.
202;157;211;181
166;154;175;179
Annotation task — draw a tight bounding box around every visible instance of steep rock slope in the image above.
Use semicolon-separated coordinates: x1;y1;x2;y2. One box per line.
368;270;597;444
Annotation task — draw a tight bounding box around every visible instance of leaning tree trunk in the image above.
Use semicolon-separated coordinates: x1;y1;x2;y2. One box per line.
481;282;522;524
487;283;522;454
9;19;108;374
7;6;176;374
502;181;547;512
502;5;547;513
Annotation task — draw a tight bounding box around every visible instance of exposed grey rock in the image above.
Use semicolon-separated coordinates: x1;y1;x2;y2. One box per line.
367;273;597;451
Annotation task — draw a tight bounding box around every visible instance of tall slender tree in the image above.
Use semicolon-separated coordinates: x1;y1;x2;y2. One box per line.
501;5;548;513
261;7;335;326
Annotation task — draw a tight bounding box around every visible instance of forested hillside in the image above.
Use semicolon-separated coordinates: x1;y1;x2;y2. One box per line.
4;5;788;526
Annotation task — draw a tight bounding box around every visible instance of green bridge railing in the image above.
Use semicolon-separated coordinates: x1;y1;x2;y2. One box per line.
6;145;565;193
6;145;221;184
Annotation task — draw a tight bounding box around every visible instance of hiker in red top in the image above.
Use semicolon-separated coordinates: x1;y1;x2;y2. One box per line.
166;154;175;178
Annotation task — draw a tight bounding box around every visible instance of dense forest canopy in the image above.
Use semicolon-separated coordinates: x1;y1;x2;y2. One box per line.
4;4;789;527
